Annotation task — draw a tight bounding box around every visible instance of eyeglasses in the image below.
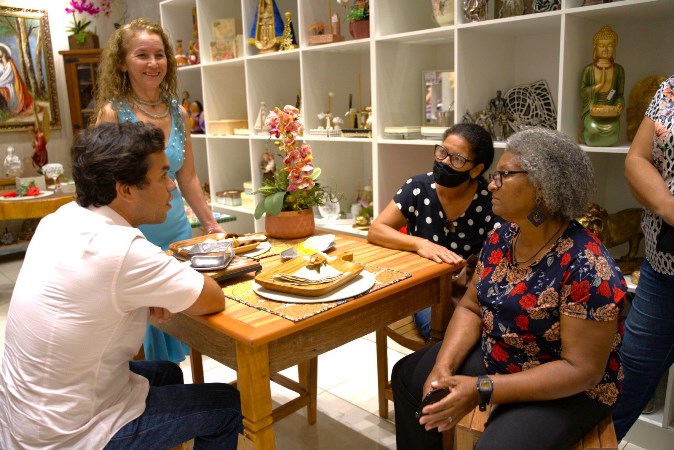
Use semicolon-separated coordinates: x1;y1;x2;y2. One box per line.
434;145;474;169
488;170;529;188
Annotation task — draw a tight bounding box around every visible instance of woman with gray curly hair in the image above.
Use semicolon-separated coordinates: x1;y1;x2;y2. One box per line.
392;127;626;449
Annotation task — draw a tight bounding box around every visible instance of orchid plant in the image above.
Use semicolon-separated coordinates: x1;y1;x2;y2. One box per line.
254;105;328;219
65;0;113;44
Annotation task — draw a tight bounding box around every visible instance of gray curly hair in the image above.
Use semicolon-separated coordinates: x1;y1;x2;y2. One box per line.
505;127;595;220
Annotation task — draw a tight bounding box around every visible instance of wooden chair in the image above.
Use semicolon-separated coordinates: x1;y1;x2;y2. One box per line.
455;405;618;450
377;256;474;420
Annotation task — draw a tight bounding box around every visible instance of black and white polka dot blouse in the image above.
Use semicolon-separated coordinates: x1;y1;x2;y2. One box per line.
393;174;499;259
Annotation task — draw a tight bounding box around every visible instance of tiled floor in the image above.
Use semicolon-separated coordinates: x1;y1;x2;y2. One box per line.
0;253;647;449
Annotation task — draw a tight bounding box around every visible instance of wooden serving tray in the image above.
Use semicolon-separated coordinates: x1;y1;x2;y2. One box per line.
170;232;268;260
254;252;363;297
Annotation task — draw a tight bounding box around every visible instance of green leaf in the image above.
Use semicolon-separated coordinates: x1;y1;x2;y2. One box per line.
265;191;286;216
254;199;267;220
310;167;321;180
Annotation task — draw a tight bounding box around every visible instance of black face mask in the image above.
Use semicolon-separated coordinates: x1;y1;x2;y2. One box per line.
433;161;472;188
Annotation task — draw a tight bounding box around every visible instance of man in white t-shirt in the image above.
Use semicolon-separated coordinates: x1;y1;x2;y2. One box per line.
0;122;242;449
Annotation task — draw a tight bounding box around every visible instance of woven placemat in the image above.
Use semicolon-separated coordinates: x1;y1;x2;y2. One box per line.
241;237;303;260
222;264;412;322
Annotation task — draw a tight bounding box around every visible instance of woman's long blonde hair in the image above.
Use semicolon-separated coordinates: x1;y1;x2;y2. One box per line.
92;18;178;125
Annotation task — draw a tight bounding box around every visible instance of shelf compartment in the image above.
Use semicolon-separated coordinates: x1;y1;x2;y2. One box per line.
301;46;371;132
375;37;455;137
455;16;561;130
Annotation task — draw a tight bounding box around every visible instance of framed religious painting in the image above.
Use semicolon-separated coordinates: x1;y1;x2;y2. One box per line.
0;6;60;132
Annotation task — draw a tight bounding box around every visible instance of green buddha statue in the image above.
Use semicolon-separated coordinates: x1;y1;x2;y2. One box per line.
580;25;625;147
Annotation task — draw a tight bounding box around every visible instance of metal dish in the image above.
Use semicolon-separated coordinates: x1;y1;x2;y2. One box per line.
190;252;234;271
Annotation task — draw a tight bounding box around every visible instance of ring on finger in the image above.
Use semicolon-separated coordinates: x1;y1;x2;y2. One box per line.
447;416;453;423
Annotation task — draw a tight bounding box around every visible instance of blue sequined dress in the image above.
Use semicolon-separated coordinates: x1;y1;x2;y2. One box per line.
113;98;192;363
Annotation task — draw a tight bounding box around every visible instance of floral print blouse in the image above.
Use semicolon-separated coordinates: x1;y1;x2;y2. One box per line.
643;75;674;275
475;221;626;406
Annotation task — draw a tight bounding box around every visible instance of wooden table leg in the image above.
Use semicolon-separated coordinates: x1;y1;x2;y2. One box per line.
236;342;275;449
430;273;452;342
297;356;318;424
189;347;204;384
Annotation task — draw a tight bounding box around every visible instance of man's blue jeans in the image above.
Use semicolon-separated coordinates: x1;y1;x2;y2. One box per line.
612;259;674;439
104;360;242;449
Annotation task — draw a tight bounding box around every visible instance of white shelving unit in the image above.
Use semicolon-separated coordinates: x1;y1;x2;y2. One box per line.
159;1;674;446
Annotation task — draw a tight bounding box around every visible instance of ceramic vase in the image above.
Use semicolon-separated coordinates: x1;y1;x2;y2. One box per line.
265;208;315;239
432;0;454;26
349;20;370;39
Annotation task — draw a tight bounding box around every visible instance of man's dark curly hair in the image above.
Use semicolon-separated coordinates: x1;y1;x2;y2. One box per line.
71;122;165;207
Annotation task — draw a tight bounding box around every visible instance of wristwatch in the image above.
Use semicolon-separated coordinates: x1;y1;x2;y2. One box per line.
477;375;493;411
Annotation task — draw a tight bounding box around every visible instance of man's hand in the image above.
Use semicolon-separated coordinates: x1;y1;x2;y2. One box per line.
149;307;173;323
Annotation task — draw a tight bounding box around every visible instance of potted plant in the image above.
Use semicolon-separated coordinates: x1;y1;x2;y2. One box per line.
65;0;112;49
338;0;370;39
254;105;329;239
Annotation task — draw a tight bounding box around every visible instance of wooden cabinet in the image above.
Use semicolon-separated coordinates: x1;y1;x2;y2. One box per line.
158;0;674;447
58;48;103;137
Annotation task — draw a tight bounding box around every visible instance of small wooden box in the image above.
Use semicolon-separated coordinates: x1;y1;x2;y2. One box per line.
208;120;248;135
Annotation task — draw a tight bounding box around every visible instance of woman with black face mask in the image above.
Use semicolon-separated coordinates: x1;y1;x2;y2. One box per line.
368;123;499;339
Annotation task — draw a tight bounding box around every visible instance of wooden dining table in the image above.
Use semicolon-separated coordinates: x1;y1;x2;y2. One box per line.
153;233;461;449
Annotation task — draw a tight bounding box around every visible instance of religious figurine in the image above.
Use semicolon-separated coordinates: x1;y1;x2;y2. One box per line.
181;90;190;113
259;151;275;182
175;40;188;66
31;106;49;171
189;101;204;134
464;0;488;22
279;11;297;51
188;39;200;65
255;0;278;52
580;25;625;147
254;101;269;134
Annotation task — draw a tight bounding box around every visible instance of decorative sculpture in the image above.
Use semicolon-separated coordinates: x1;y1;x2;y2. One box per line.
504;79;557;130
580;25;624;147
279;12;298;51
533;0;560;12
463;0;488;22
627;75;666;141
250;0;284;53
499;0;525;18
576;202;643;274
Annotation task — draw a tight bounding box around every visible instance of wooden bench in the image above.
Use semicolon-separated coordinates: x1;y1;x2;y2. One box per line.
455;405;618;450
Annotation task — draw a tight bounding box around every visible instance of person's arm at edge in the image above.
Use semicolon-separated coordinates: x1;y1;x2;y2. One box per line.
625;116;674;226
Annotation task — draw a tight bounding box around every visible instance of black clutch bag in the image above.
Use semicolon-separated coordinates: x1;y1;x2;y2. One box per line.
655;221;674;253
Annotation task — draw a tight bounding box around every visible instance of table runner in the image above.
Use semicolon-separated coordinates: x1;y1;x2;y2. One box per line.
222;264;412;321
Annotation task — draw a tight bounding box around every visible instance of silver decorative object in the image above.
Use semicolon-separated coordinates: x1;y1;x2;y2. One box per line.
463;0;488;22
504;79;557;131
533;0;560;13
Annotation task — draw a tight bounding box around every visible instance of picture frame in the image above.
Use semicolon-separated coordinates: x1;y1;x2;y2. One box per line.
0;5;60;132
